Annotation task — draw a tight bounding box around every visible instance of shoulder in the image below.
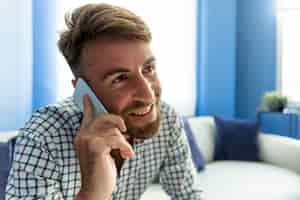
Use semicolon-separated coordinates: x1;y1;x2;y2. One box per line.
19;97;82;142
159;101;183;138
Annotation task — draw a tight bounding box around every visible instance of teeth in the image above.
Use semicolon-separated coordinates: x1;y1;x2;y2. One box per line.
131;105;152;116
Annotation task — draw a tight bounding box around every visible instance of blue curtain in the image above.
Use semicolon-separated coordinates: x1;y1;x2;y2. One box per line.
195;0;237;118
195;0;276;119
32;0;57;111
235;0;276;119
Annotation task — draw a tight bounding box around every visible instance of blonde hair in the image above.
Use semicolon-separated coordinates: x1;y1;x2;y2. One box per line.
58;3;152;76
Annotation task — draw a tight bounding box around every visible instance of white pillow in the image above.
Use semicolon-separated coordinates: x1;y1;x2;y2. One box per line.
187;117;215;163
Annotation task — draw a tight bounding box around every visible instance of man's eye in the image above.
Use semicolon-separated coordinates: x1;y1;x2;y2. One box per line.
112;74;128;84
143;64;156;74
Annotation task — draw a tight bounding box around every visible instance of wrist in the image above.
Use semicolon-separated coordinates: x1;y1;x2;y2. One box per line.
76;190;109;200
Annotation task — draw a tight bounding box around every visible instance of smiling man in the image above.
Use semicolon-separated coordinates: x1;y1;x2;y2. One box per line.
78;38;161;140
6;3;202;200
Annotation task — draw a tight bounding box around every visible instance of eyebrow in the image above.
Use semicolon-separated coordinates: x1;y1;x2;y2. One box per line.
144;56;156;65
102;56;156;81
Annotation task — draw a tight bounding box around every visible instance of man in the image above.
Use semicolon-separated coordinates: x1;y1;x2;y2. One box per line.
6;3;202;200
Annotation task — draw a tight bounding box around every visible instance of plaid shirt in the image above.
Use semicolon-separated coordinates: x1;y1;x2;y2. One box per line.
6;97;202;200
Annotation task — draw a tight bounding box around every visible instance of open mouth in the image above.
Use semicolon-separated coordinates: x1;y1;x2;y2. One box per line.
128;104;153;116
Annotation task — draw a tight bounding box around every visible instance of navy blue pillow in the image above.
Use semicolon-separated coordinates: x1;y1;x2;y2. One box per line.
214;116;260;161
183;118;205;171
0;138;15;200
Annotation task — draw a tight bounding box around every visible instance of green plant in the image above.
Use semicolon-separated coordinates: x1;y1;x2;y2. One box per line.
259;91;288;112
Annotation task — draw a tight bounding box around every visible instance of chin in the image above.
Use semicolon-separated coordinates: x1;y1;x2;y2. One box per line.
125;109;160;140
123;89;162;140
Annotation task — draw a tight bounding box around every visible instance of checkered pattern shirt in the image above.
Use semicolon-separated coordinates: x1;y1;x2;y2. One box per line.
6;97;202;200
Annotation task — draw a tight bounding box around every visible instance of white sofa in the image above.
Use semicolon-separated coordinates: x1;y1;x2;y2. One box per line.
141;117;300;200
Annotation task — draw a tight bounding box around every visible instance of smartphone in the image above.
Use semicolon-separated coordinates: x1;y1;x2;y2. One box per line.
73;78;108;115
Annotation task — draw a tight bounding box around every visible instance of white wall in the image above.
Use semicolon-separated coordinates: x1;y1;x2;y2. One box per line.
0;0;32;131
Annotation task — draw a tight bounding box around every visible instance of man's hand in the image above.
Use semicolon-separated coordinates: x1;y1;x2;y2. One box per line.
74;95;134;200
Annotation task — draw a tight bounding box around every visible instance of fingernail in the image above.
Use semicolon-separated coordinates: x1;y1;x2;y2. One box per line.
120;152;129;159
122;150;134;158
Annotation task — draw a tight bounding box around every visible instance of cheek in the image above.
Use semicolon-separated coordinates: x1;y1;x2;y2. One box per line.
101;90;132;114
151;77;161;96
91;83;132;114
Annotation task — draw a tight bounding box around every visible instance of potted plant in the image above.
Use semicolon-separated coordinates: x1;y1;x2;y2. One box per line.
259;91;288;112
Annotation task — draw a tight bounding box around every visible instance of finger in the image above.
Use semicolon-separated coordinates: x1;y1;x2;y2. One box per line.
81;95;94;128
86;136;111;155
87;132;134;159
93;114;127;132
103;130;134;158
107;136;134;158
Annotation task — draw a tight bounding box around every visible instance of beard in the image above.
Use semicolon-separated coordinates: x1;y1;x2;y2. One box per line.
123;102;160;140
121;89;161;140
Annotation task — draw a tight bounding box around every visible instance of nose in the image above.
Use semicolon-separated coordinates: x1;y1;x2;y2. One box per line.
132;75;155;103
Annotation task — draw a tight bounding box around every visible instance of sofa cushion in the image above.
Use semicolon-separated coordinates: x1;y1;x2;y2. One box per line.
141;161;300;200
142;161;300;200
214;117;259;161
258;133;300;174
197;161;300;200
0;132;17;200
183;118;205;171
140;184;170;200
187;117;215;164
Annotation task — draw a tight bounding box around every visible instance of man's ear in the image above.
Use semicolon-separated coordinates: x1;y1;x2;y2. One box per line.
72;79;77;88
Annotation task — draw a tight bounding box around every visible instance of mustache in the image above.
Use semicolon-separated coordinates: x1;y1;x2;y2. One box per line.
122;101;155;114
123;89;161;114
121;87;161;114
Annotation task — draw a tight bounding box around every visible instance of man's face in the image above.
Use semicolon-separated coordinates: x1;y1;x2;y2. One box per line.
79;38;161;139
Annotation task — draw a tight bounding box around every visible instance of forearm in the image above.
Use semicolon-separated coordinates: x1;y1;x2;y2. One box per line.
76;190;110;200
75;159;114;200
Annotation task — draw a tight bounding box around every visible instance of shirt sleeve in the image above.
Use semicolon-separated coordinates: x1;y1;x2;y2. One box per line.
159;117;203;200
5;134;63;200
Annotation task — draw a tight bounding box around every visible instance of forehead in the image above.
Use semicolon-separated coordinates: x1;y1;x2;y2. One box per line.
81;38;153;75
